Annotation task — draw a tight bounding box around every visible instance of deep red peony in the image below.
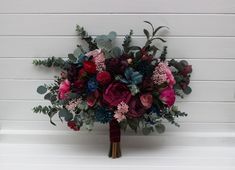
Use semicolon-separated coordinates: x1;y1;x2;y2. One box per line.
67;121;80;131
83;61;97;74
96;71;112;85
127;97;146;118
103;82;132;107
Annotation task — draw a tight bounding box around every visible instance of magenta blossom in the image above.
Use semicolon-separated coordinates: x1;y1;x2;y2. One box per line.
103;82;132;107
59;79;70;100
159;87;176;107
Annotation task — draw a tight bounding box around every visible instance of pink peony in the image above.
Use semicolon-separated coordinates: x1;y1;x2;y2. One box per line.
103;82;132;107
140;93;153;109
152;62;175;88
86;49;106;72
59;79;70;100
159;87;176;107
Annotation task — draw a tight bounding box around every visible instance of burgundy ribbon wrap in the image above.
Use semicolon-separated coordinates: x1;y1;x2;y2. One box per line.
109;119;121;143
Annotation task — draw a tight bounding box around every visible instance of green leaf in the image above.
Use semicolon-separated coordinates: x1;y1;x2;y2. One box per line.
112;47;122;57
59;108;73;122
127;118;139;132
37;85;47;94
155;124;166;133
68;54;77;62
107;31;117;40
73;48;83;58
183;86;192;95
153;26;168;36
119;119;128;131
144;21;154;34
142;127;152;135
152;37;166;42
143;29;150;39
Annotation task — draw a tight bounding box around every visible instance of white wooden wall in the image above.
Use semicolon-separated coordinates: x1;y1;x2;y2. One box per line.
0;0;235;169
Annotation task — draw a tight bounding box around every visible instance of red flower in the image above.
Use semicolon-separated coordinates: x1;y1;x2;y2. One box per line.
78;68;87;78
67;121;80;131
87;90;99;107
96;71;111;85
58;79;70;100
159;87;176;107
127;97;146;118
103;82;132;107
83;61;97;74
140;93;153;109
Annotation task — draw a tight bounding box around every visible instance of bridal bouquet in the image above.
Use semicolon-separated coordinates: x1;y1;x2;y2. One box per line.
33;21;192;158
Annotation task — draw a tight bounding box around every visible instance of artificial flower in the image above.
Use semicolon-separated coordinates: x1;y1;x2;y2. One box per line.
67;121;80;131
159;87;176;107
127;97;146;118
114;101;129;122
59;79;70;100
83;61;97;74
103;82;132;106
96;71;112;85
140;93;153;109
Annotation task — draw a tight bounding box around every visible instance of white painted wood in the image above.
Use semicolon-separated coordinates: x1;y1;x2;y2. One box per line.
0;0;235;169
1;0;235;14
0;80;234;102
1;14;235;36
1;37;235;59
1;100;235;123
1;58;234;80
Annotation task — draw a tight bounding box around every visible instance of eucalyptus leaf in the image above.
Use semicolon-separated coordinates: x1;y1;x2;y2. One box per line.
112;47;122;57
183;86;192;95
155;124;166;133
59;108;73;122
107;31;117;40
37;85;47;94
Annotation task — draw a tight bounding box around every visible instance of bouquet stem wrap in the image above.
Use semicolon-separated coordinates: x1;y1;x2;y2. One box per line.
109;119;121;158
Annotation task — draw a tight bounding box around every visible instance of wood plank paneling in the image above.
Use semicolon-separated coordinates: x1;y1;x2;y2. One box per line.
1;0;235;14
0;80;234;102
1;37;235;59
1;14;235;36
0;58;235;80
0;101;235;123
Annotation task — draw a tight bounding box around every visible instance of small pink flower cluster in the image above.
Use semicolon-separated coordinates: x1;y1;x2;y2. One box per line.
66;98;82;112
114;101;129;122
86;49;106;72
152;62;175;88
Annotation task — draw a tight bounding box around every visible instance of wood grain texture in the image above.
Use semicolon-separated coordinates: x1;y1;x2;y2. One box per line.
1;0;235;14
1;37;235;59
1;14;235;36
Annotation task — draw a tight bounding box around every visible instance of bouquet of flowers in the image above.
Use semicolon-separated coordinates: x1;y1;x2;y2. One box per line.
33;21;192;158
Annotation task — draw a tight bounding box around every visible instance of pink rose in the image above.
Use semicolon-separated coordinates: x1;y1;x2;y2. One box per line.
103;82;132;107
140;93;153;109
86;49;106;71
159;87;176;107
165;66;176;88
59;79;70;100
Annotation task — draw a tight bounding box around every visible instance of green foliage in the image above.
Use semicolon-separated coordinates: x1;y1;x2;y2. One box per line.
76;25;97;50
33;105;58;126
33;57;66;69
59;108;73;122
122;30;133;53
37;85;47;94
127;118;139;132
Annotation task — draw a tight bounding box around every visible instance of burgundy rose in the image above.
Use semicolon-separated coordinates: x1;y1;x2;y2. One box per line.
105;58;128;75
181;65;192;76
96;71;112;85
74;79;86;91
67;121;80;131
83;61;97;74
127;97;146;118
103;82;132;107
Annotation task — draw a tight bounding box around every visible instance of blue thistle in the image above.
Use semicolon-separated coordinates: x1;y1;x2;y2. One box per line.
95;107;113;124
